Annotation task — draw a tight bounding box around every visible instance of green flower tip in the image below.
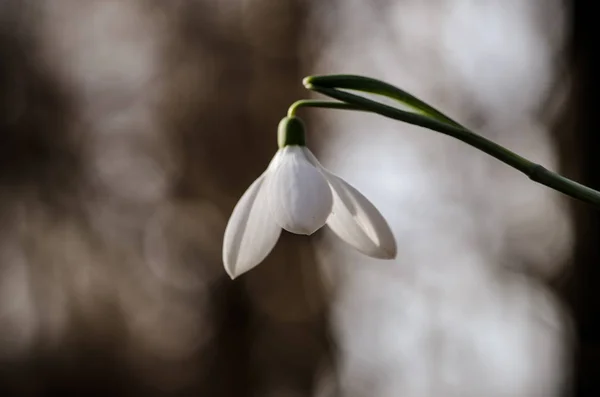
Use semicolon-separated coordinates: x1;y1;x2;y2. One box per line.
278;116;306;148
302;76;315;88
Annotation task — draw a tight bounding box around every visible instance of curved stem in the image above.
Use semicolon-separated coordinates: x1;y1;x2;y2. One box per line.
304;75;463;127
306;84;600;208
287;100;365;117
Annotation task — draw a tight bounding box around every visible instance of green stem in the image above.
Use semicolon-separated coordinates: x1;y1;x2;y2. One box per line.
306;84;600;208
304;75;463;128
287;100;365;117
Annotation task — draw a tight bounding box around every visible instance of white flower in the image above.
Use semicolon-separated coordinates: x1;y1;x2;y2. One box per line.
222;117;397;279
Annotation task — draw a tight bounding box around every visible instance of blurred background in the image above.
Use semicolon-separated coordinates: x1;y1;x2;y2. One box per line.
0;0;597;396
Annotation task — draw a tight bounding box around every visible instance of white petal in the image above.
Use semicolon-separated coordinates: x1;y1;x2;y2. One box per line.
267;146;333;235
324;172;397;259
223;172;282;279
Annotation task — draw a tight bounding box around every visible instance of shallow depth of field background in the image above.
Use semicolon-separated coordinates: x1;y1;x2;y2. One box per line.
0;1;597;396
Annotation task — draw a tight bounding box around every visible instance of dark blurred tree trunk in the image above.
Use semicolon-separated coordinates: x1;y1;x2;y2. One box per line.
568;0;599;395
0;1;333;396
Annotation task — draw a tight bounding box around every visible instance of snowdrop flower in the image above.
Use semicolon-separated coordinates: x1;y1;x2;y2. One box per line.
223;116;397;279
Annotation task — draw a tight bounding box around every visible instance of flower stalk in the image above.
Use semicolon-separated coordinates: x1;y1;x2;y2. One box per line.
301;75;600;208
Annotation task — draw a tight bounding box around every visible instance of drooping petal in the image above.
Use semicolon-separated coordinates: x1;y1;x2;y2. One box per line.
223;172;282;279
323;171;397;259
267;146;333;235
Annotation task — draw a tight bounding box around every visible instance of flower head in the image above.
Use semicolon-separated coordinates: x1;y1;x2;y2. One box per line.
223;116;397;279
